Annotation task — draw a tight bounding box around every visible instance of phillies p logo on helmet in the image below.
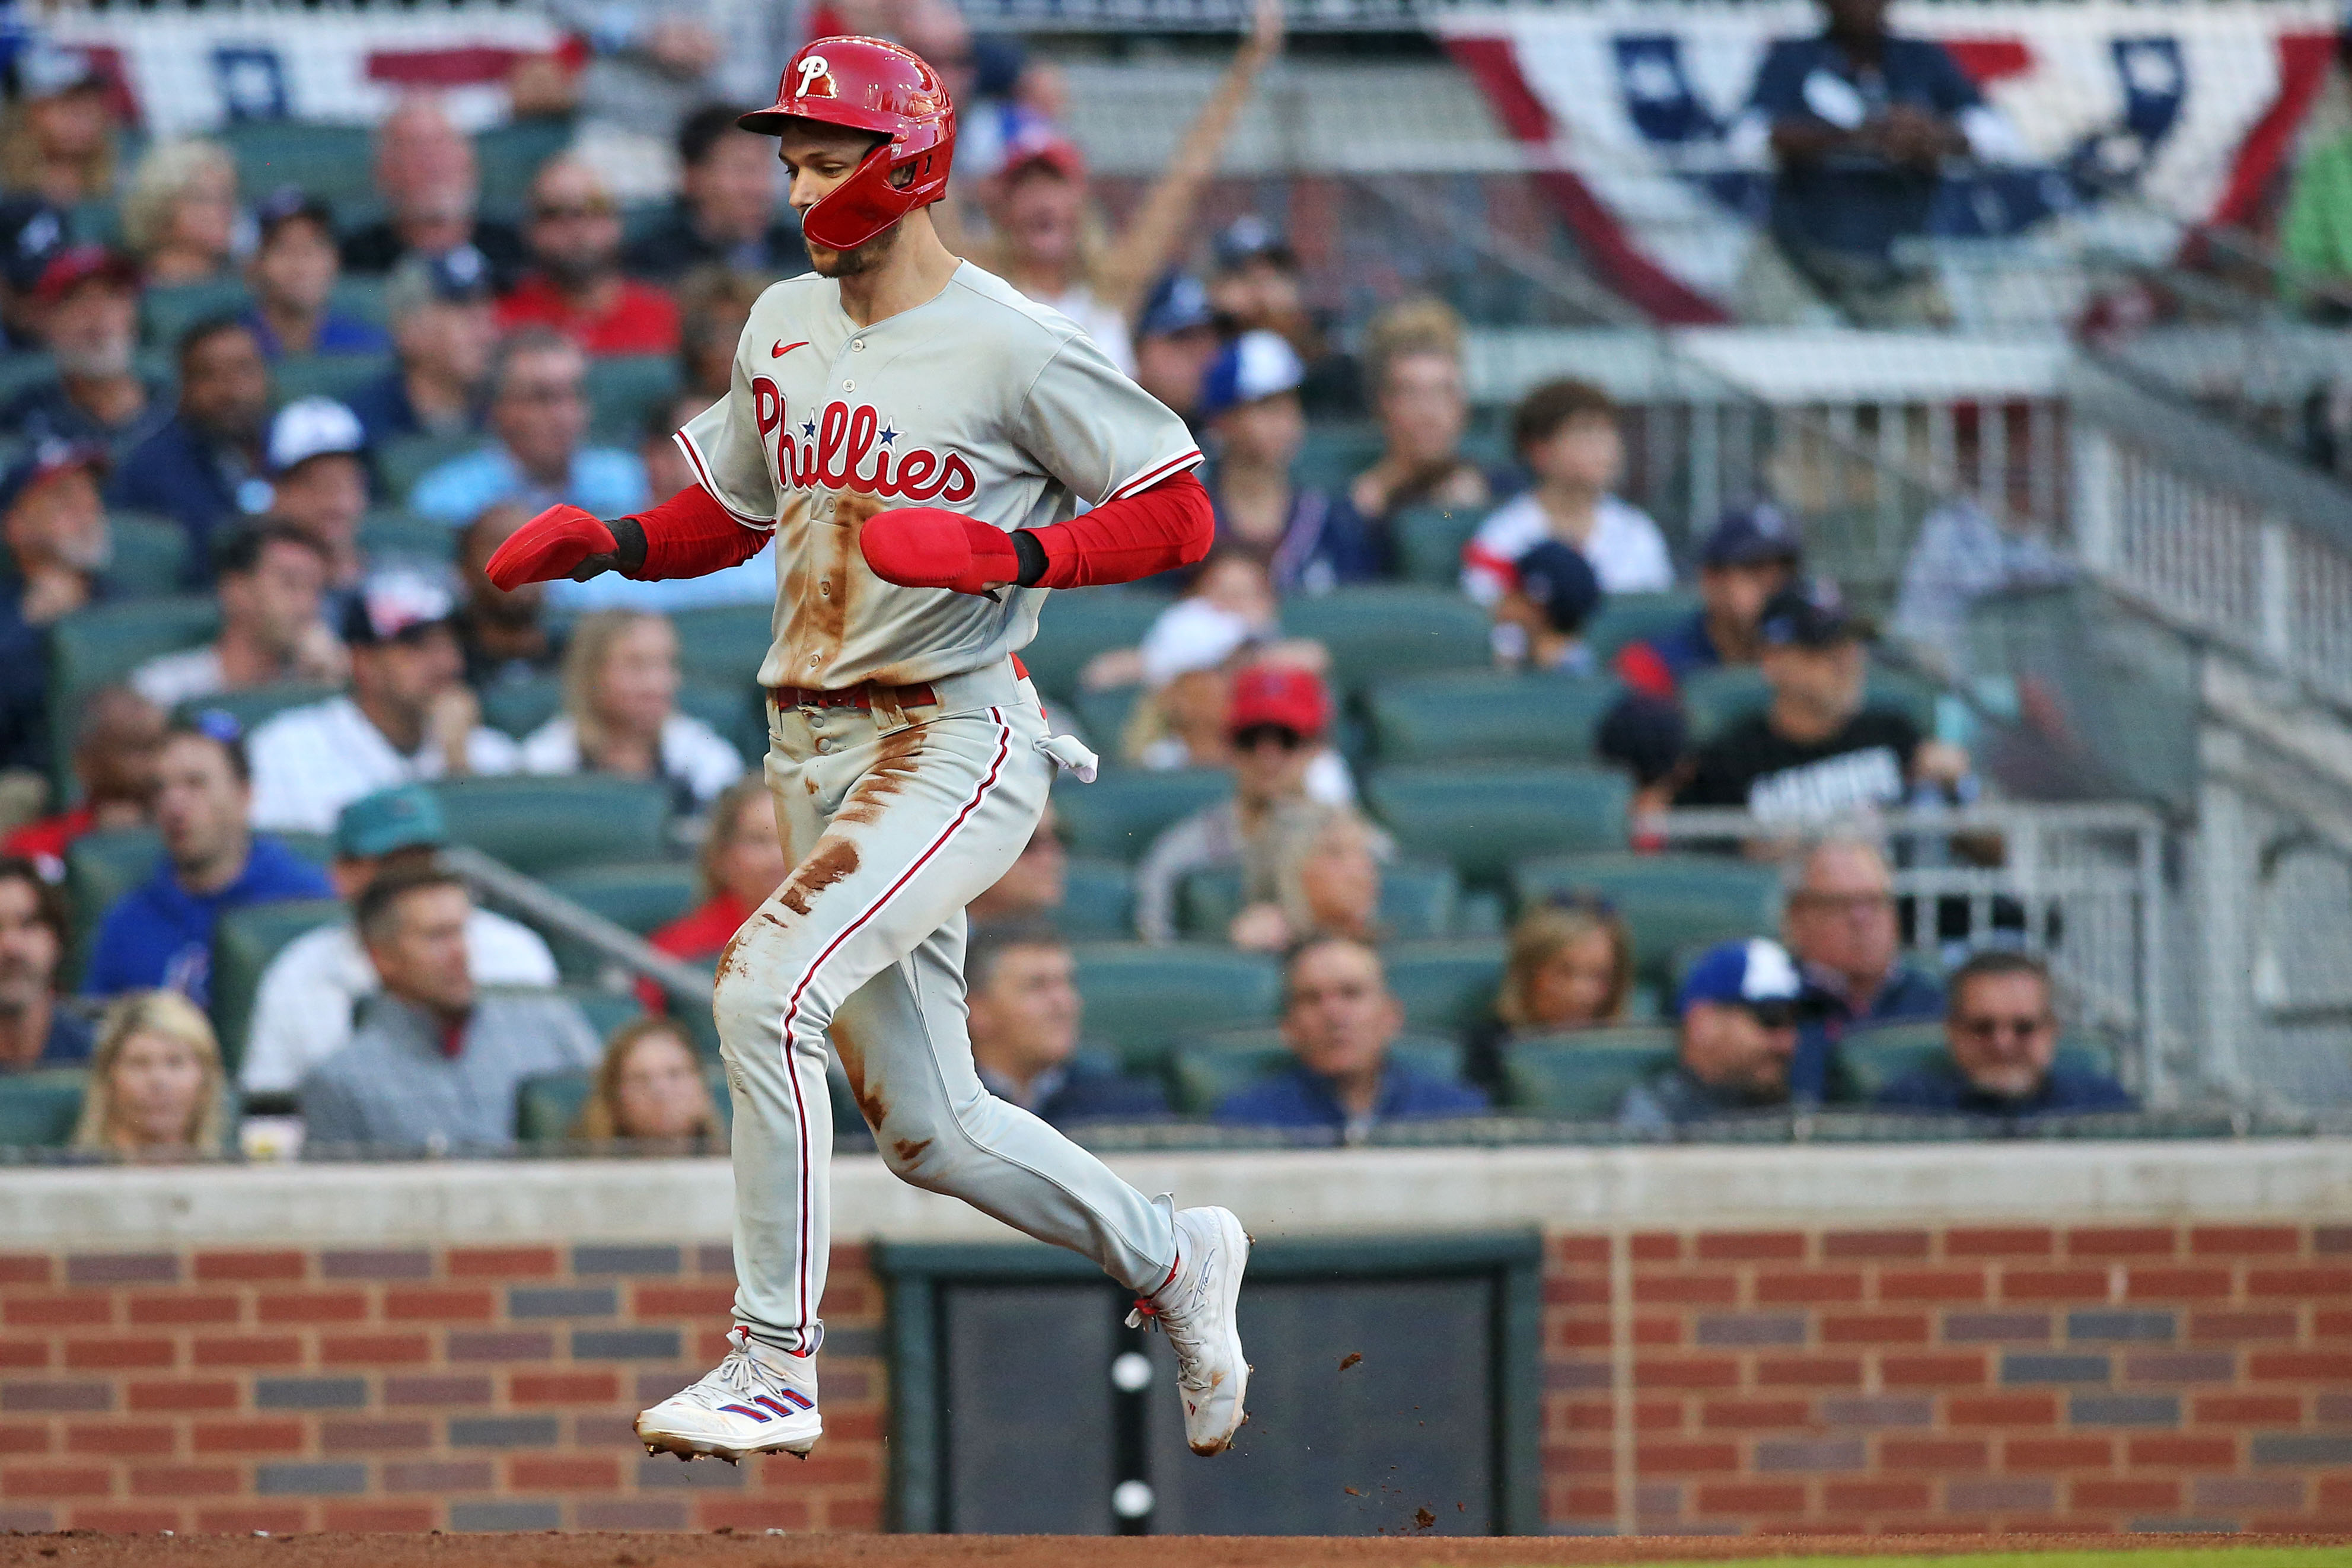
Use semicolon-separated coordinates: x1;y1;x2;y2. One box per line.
796;55;831;99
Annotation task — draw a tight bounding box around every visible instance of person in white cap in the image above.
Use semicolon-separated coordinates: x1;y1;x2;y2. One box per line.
265;397;371;604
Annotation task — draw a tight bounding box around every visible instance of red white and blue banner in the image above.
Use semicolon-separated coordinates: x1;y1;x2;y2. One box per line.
1435;0;2343;322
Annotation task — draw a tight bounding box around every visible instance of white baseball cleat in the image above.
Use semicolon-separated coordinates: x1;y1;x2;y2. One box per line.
635;1325;821;1463
1128;1206;1252;1456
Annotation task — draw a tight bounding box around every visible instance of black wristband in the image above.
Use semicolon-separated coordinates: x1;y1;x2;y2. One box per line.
1012;528;1048;588
609;515;648;576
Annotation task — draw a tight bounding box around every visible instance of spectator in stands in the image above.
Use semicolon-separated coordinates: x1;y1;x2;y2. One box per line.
1347;298;1496;533
967;801;1067;930
625;104;808;282
0;44;119;209
1676;579;1967;823
1878;949;2134;1117
1228;805;1389;953
3;687;164;877
639;396;699;501
518;608;742;811
239;190;390;362
1132;272;1220;430
343;247;496;448
298;865;598;1153
0;197;68;352
247;566;520;834
967;920;1166;1126
340;98;528;285
82;717;333;1005
68;990;228;1157
241;784;558;1097
1490;540;1601;675
674;266;765;402
1136;664;1340;944
1464;380;1671;604
408;330;648;528
1735;0;2013;329
454;503;566;690
109;317;273;568
1202;332;1384;595
263;399;370;608
646;777;785;976
1615;504;1802;700
498;157;680;358
130;524;342;709
575;1016;722;1145
120;138;238;286
1207;217;1358;418
974;0;1282;375
538;0;787;203
1618;938;1805;1131
0;441;111;778
1112;554;1269;768
0;245;169;455
0;856;90;1070
1468;897;1636;1089
1783;834;1943;1102
1219;936;1485;1139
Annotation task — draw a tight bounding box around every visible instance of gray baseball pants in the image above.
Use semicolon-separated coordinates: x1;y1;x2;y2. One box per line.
713;659;1178;1356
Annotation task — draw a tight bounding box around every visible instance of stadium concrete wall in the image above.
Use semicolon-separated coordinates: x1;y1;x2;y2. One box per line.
0;1141;2347;1537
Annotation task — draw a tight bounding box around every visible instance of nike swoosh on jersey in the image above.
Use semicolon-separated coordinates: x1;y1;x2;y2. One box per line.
773;340;810;358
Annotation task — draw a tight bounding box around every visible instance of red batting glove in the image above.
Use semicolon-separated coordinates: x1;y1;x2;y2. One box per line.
858;508;1019;596
484;504;622;590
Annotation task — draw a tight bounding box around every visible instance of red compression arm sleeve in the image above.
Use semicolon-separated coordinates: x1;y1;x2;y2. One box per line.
631;484;769;579
1022;470;1214;589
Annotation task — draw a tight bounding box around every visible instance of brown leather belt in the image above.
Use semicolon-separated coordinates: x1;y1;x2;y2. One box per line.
768;681;938;711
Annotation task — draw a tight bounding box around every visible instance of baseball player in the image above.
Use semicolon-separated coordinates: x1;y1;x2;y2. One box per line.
484;37;1252;1463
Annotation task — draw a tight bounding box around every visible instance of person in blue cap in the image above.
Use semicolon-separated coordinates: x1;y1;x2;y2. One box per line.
1876;949;2134;1118
1618;938;1811;1131
238;189;393;362
0;439;111;775
1493;538;1602;675
341;246;497;449
1615;502;1803;700
1198;329;1385;596
1131;270;1220;431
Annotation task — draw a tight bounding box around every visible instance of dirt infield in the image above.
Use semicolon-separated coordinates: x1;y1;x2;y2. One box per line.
1;1534;2345;1568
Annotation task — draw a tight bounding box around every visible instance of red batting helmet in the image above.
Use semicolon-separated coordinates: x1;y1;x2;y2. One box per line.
739;36;955;254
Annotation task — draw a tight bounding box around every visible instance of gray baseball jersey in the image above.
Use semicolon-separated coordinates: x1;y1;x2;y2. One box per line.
675;260;1202;691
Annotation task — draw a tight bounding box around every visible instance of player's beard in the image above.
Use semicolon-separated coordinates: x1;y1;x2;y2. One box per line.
807;218;901;278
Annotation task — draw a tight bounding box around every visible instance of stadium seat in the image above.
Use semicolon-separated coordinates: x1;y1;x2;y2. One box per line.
429;776;674;875
1381;939;1505;1035
676;681;764;767
63;828;162;979
356;510;457;566
1280;586;1490;692
585;354;683;444
1368;671;1621;766
1059;856;1136;940
275;354;393;408
1019;591;1165;700
1365;764;1628;885
1511;852;1783;992
1866;667;1943;737
540;862;702;984
331;276;390;330
477;119;578;218
478;676;562;740
1500;1034;1678;1117
1070;686;1140;761
1584;591;1701;664
1054;768;1229;862
1174;859;1458;942
142;278;251;348
0;1067;87;1149
177;683;342;735
376;433;483;506
668;603;776;687
0;352;54;406
1390;504;1487;586
1070;942;1281;1070
108;512;193;598
1292;424;1381;493
209;898;346;1075
1167;1030;1463;1116
224;120;376;205
1680;665;1771;744
1833;1021;2120;1104
49;597;218;717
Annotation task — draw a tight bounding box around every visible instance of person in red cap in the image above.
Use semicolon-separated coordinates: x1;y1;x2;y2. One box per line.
0;244;167;454
476;33;1250;1467
0;439;110;776
1134;660;1344;944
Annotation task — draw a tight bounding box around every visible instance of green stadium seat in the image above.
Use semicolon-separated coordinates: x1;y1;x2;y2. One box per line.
1173;859;1458;942
209;898;346;1075
430;776;673;875
1292;424;1380;493
0;353;55;405
109;512;193;597
540;862;702;984
1368;671;1620;766
1365;764;1628;885
356;509;456;565
66;199;120;247
676;681;763;767
1168;1030;1462;1116
63;828;162;978
377;433;484;506
143;278;250;349
1500;1035;1678;1117
0;1067;88;1149
585;354;683;444
1681;665;1771;744
1511;852;1783;992
177;683;342;735
1585;591;1701;663
669;603;776;687
1070;687;1140;761
49;597;218;712
1020;591;1165;700
275;354;394;408
478;676;562;740
1390;504;1487;587
477;118;578;217
1058;856;1134;940
1381;939;1505;1035
330;276;390;330
224;120;377;204
1865;667;1942;737
1070;943;1280;1070
1054;768;1229;862
1833;1021;2120;1105
1280;587;1490;691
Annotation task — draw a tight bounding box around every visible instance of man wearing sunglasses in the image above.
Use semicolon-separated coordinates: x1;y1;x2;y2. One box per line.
1618;938;1811;1132
496;157;681;358
1876;949;2133;1117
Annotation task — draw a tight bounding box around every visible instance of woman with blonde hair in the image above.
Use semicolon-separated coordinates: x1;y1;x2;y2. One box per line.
1348;295;1496;527
573;1016;722;1146
1229;804;1391;952
120;139;238;285
1468;898;1636;1089
520;608;743;812
69;990;229;1157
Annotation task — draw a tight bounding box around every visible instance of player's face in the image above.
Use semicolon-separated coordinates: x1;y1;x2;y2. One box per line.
776;123;897;277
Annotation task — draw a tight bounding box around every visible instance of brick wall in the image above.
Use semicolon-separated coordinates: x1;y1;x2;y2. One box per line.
1;1219;2345;1536
0;1242;884;1534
